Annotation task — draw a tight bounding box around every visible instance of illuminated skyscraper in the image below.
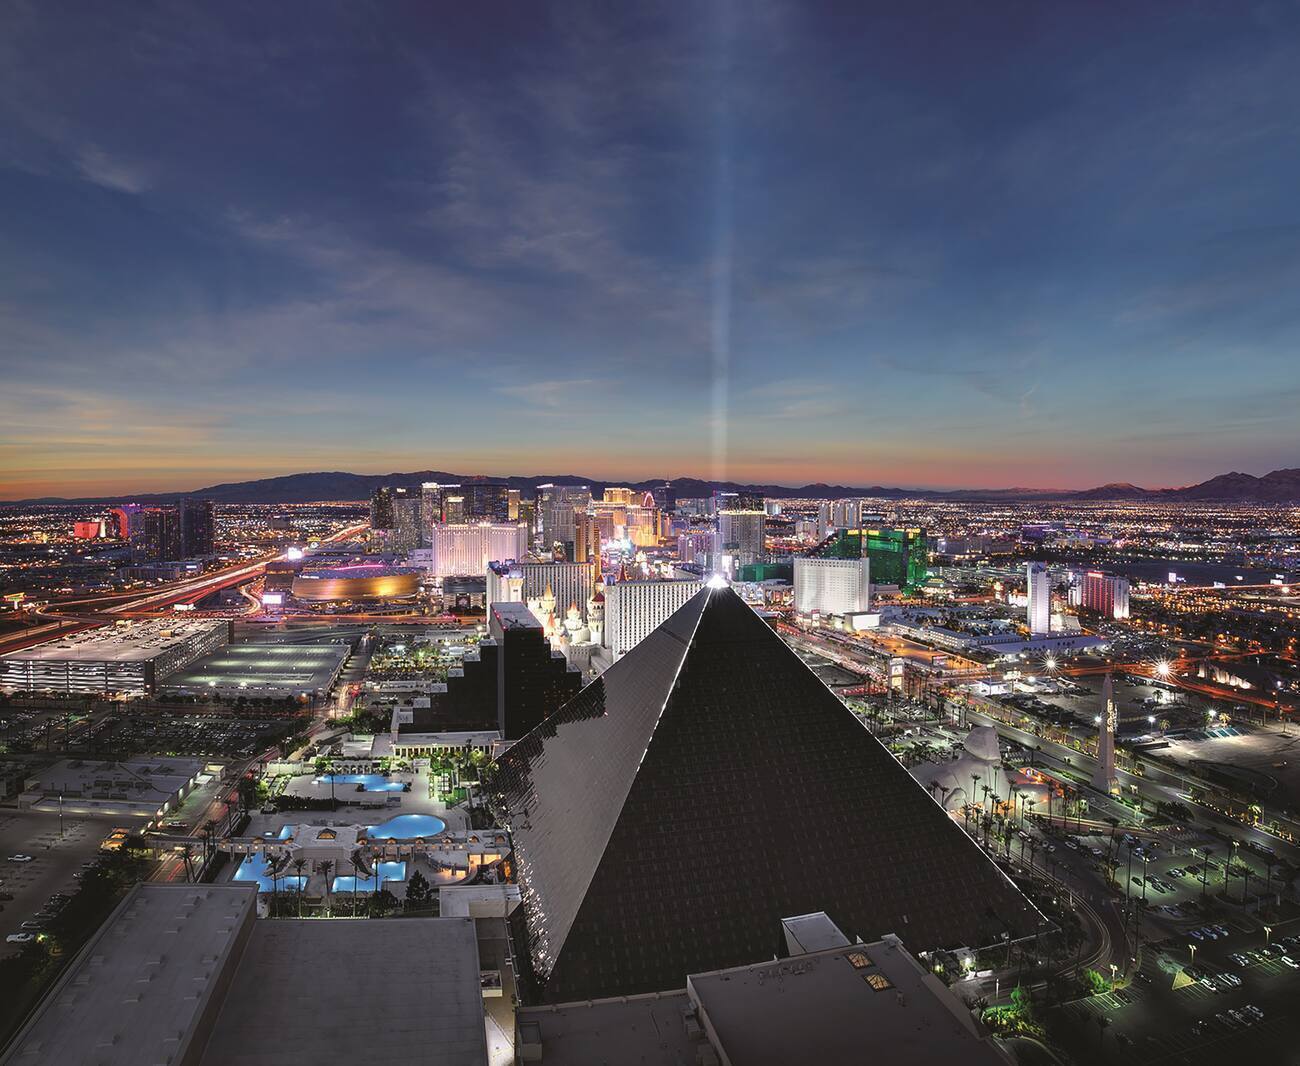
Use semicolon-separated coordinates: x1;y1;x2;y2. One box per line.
602;486;636;506
420;481;458;533
390;488;423;552
603;576;705;658
178;498;215;557
464;479;511;522
426;522;528;578
1080;571;1130;620
130;506;182;563
370;486;395;530
714;507;766;572
1026;562;1051;636
443;495;466;524
538;484;591;558
794;557;870;617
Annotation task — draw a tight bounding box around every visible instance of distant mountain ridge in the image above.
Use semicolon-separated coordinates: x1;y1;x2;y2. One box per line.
7;466;1300;506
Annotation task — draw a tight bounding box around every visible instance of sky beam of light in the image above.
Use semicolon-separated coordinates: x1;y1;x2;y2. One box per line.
709;0;736;488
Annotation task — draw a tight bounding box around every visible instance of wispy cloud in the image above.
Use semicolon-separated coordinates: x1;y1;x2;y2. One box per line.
73;145;150;193
496;378;611;410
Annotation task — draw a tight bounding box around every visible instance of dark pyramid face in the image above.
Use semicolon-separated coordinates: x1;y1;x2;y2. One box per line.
496;586;1039;1002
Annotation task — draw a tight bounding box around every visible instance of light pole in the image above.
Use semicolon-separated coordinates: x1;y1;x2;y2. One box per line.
1110;962;1118;991
1189;943;1196;969
1264;926;1272;946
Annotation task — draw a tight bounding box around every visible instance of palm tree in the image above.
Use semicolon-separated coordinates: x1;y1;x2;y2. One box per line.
320;860;334;916
267;854;279;911
1104;816;1121;862
971;773;982;812
292;858;307;916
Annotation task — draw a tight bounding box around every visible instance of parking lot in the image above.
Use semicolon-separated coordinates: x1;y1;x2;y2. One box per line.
79;713;293;759
0;810;124;944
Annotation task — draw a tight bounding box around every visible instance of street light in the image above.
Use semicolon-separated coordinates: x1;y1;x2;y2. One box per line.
1189;943;1196;967
1264;926;1272;945
1110;962;1118;990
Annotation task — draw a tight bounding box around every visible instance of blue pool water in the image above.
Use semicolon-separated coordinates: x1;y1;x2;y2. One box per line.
318;773;408;792
332;861;406;893
233;853;306;893
367;813;446;840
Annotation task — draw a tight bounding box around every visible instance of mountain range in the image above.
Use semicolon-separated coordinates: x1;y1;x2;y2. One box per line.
7;467;1300;506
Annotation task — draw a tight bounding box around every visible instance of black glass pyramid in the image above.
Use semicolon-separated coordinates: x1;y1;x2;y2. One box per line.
494;585;1039;1002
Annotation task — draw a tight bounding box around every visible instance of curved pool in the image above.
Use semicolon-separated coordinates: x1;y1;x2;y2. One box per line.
317;773;408;793
333;861;406;893
233;854;307;893
366;813;446;839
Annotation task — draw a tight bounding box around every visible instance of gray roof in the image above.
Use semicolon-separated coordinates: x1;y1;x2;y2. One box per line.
0;884;258;1066
200;916;488;1065
687;935;1010;1066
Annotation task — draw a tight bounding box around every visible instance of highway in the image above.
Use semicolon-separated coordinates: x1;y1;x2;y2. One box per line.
0;523;371;653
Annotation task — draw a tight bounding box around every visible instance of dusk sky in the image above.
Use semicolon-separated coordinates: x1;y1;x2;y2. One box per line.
3;2;1299;499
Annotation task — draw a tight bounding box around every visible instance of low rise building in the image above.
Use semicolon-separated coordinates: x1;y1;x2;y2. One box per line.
516;920;1010;1066
19;757;206;818
0;883;491;1066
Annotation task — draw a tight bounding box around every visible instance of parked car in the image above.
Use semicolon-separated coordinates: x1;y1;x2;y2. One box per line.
6;855;33;864
5;933;34;945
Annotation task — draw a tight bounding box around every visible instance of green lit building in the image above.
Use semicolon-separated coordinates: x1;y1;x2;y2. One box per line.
813;527;928;592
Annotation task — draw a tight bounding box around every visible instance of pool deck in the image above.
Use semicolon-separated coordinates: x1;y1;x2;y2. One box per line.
273;767;469;830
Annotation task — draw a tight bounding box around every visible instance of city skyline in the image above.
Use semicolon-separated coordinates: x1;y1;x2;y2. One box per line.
3;3;1299;498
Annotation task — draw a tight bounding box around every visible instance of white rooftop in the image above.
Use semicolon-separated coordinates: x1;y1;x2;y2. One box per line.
27;757;204;797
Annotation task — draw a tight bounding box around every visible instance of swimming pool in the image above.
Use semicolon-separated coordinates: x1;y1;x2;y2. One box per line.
233;853;307;893
366;813;446;840
332;861;406;893
317;773;408;793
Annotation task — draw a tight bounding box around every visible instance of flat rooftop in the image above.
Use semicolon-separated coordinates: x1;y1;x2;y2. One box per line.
517;992;697;1066
200;917;488;1065
517;934;1008;1066
491;601;543;630
1;887;490;1066
0;618;225;663
687;935;1007;1066
0;884;258;1066
162;642;348;693
27;757;204;796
